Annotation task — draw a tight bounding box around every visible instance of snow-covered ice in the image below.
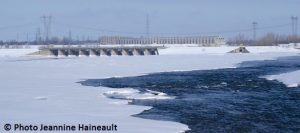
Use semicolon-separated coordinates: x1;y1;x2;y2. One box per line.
0;45;299;133
103;89;173;100
265;70;300;88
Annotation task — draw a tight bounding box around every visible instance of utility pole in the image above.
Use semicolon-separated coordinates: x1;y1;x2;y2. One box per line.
252;22;258;44
146;14;150;37
41;15;52;43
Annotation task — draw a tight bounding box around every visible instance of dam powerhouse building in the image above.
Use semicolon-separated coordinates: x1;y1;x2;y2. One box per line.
100;36;225;46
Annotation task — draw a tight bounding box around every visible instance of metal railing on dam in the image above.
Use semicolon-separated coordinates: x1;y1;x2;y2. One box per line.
31;45;162;56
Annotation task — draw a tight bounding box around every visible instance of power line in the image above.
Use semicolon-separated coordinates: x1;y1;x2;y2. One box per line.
55;20;252;35
54;21;292;36
54;21;143;34
0;19;293;37
146;14;150;36
255;23;291;30
0;23;37;31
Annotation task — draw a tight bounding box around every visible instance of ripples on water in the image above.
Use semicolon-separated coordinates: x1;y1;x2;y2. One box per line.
80;56;300;133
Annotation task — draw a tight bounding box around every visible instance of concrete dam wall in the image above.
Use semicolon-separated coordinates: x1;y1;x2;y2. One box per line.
30;46;160;56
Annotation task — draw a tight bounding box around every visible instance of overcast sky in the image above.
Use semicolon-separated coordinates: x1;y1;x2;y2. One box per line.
0;0;299;41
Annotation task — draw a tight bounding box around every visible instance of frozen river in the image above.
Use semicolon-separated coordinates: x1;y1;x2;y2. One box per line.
0;46;299;132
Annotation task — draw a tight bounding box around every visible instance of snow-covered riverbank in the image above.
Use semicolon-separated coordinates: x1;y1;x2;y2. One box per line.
1;45;299;57
0;46;299;133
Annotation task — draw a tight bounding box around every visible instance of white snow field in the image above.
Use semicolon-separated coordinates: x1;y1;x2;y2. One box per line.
265;70;300;88
159;45;299;55
0;45;299;133
0;48;38;57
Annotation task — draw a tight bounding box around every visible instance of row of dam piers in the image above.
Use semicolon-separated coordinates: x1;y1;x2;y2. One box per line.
31;46;160;57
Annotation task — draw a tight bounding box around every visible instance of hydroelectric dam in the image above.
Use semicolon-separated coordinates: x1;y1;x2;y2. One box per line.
30;45;161;57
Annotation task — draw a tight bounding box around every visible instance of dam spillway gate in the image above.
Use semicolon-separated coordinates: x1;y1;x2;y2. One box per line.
34;46;161;57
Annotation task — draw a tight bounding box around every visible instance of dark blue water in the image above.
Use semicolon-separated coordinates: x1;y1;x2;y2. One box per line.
79;56;300;133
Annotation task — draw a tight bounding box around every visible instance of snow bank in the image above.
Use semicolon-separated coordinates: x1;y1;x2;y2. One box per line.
246;46;299;53
1;45;299;57
159;46;300;55
103;88;173;100
0;56;193;133
265;70;300;88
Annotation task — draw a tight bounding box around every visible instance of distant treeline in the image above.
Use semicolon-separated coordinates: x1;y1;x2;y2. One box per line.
227;33;300;46
1;33;299;46
0;36;99;46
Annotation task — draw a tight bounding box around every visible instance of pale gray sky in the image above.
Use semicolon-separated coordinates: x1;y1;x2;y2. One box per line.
0;0;299;41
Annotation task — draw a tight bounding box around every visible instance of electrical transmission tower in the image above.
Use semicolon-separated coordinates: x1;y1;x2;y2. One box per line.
68;30;72;40
36;27;42;43
26;33;29;43
41;15;52;43
252;22;258;43
68;30;72;45
146;14;150;37
291;16;298;44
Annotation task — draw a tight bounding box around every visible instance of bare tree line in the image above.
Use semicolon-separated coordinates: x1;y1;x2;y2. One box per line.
227;33;299;46
1;33;299;46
